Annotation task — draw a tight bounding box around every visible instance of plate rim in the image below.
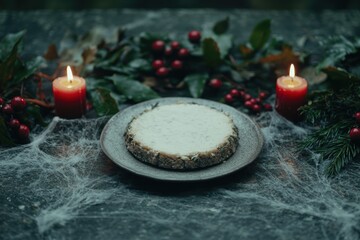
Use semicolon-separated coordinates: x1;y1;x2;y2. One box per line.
100;97;264;182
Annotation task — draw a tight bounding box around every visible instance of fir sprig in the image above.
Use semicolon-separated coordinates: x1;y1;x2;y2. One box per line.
300;71;360;176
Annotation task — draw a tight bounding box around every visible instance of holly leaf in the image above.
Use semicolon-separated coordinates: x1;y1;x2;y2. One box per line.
0;117;15;147
90;87;119;116
202;38;221;68
0;38;22;92
249;19;271;51
12;56;44;86
0;30;25;60
212;17;229;35
322;66;360;89
317;36;360;70
109;75;160;102
184;73;208;98
128;58;151;71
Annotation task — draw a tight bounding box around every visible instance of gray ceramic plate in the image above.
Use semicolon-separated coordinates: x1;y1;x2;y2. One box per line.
100;97;263;181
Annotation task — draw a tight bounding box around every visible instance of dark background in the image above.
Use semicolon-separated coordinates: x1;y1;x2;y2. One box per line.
1;0;359;10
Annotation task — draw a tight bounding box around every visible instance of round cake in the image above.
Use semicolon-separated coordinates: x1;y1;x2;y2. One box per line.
124;103;238;170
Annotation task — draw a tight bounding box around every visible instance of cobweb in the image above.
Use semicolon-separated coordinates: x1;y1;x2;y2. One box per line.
1;106;360;240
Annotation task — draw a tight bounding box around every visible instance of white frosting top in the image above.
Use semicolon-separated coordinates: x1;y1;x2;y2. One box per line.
129;104;236;155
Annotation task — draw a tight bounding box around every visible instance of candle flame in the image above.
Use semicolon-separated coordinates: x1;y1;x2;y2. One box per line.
289;64;295;78
67;66;73;83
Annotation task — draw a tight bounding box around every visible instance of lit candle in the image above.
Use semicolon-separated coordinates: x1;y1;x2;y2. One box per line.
275;64;308;121
52;66;86;119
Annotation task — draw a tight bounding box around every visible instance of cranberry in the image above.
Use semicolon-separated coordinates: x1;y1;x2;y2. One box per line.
2;104;13;115
156;67;169;77
243;94;252;101
152;40;165;52
170;41;180;51
230;89;240;98
11;96;26;111
188;30;201;43
9;119;20;129
255;97;262;103
350;128;360;141
259;91;267;99
152;60;164;69
164;47;173;56
0;97;4;106
252;104;261;113
250;98;257;104
244;101;253;108
355;112;360;123
224;94;234;103
239;91;245;98
171;60;183;70
263;103;273;111
18;124;30;139
209;79;222;89
178;48;189;58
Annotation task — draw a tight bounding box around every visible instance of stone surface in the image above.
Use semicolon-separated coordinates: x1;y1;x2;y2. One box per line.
0;9;360;240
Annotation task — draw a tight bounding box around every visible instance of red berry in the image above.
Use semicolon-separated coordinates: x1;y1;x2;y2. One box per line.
350;127;360;141
239;91;245;98
250;98;257;104
243;94;252;101
255;97;262;103
170;41;180;50
152;40;165;52
0;97;4;106
209;79;222;89
86;102;93;111
354;112;360;123
252;104;261;113
152;60;164;69
178;48;189;58
18;124;30;139
171;60;183;70
9;119;20;129
244;100;253;108
2;104;13;115
230;89;240;98
224;94;234;103
156;67;169;77
263;103;273;111
164;47;173;56
259;91;267;99
188;30;201;43
11;96;26;111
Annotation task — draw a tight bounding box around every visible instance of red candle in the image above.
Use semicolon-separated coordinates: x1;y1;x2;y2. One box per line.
53;66;86;119
275;64;308;121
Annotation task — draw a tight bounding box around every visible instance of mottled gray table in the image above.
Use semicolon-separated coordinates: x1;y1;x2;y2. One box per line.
1;10;360;240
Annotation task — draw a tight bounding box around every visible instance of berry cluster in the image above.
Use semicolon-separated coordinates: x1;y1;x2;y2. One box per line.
0;96;30;140
151;30;201;78
209;78;272;114
349;112;360;141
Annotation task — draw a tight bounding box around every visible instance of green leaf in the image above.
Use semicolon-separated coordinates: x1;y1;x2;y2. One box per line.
108;75;160;102
184;73;208;98
9;56;44;89
202;38;221;68
216;34;233;58
128;58;151;71
0;30;25;60
0;117;14;147
90;87;119;116
317;36;359;70
212;17;229;35
249;19;271;51
322;66;360;89
0;38;22;92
